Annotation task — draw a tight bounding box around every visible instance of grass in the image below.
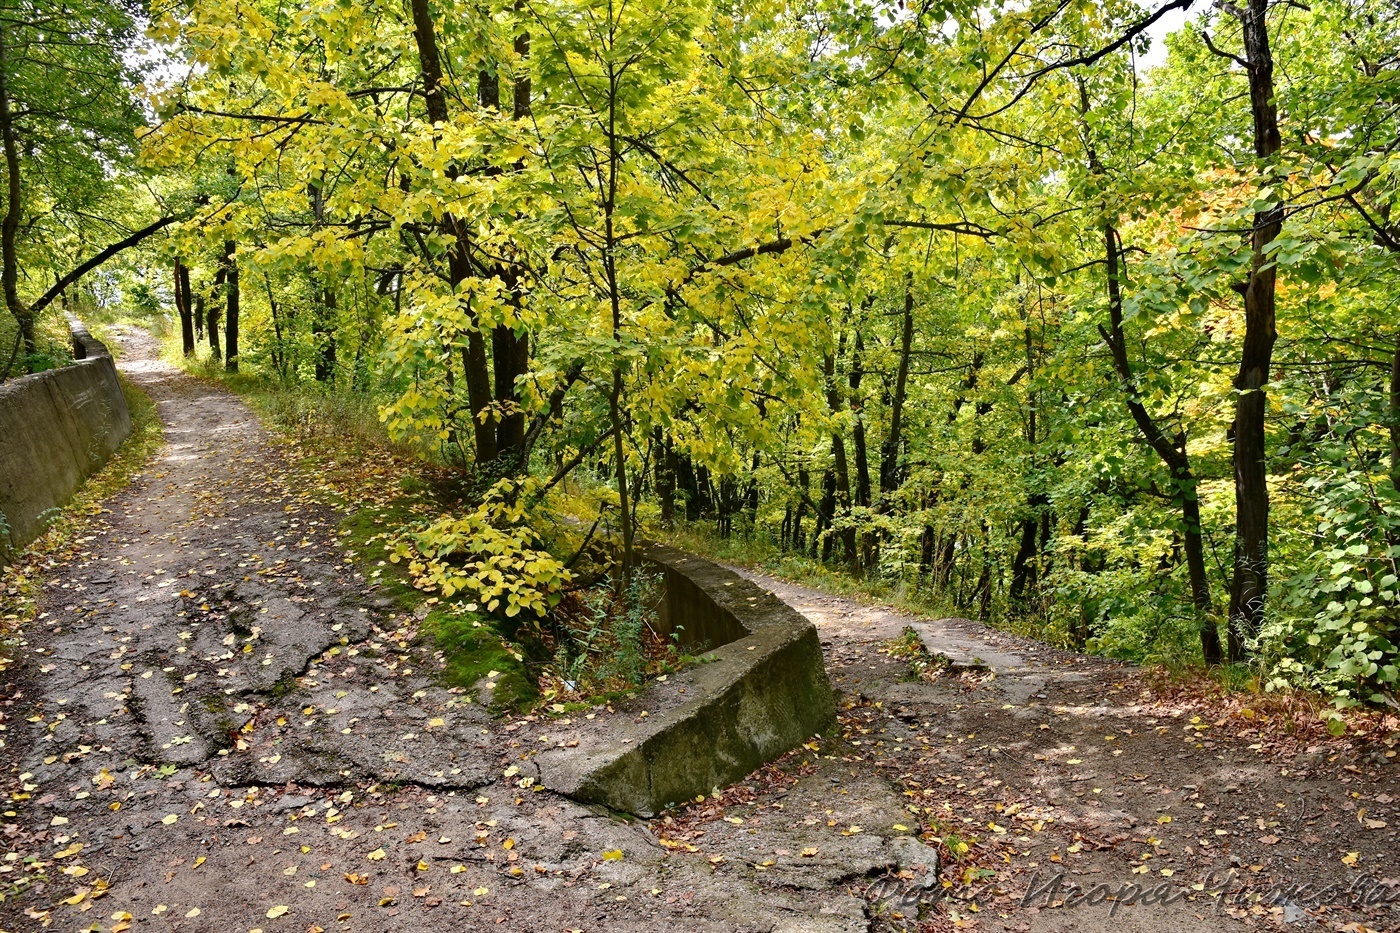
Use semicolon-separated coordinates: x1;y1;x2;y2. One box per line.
0;370;164;652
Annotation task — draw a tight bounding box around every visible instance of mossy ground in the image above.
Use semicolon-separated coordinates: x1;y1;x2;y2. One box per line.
423;610;536;710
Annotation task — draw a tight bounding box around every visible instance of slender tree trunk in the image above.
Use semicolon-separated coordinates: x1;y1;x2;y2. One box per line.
817;469;836;562
880;278;914;496
207;271;222;361
1100;223;1224;664
850;331;876;569
1225;0;1284;661
223;241;239;372
824;349;859;574
176;261;195;356
0;26;31;368
262;272;286;378
315;287;337;381
656;429;676;526
602;57;633;579
793;466;810;552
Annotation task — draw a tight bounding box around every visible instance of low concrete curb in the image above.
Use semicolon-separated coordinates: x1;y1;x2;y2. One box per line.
0;320;131;564
534;544;836;816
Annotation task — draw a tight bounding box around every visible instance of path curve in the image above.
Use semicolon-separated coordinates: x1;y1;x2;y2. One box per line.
1;331;1396;933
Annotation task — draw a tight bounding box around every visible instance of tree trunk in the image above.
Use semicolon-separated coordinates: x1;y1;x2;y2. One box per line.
315;286;337;381
409;0;495;466
497;26;533;465
824;349;859;574
817;469;836;562
223;241;239;372
793;466;810;552
176;261;195;356
656;429;676;526
1099;222;1224;664
1225;0;1284;662
207;270;222;361
879;277;914;496
0;24;30;368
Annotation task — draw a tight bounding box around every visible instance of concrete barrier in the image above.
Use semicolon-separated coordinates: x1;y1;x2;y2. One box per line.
0;320;131;564
533;543;836;816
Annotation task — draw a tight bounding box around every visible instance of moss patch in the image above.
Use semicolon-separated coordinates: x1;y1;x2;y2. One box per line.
425;610;536;711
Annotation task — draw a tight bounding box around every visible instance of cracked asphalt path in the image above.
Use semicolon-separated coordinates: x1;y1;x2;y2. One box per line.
4;330;1397;933
0;331;933;933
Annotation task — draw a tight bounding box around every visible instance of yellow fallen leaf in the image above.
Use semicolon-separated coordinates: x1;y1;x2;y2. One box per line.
367;848;386;861
602;849;623;861
185;907;201;918
266;905;289;918
161;814;179;825
473;887;489;896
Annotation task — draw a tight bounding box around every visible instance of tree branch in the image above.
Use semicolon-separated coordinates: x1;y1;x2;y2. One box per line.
29;215;179;317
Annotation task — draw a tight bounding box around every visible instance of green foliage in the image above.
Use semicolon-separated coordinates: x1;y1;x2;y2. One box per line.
88;0;1400;713
549;573;664;695
388;477;571;619
1268;469;1400;708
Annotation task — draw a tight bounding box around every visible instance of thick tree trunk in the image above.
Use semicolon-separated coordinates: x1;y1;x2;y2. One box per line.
1010;492;1047;603
176;261;195;356
223;241;239;372
1225;0;1284;662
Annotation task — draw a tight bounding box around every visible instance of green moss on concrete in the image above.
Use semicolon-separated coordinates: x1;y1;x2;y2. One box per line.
425;610;536;711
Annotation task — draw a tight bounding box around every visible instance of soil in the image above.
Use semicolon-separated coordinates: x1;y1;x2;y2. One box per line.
1;330;1396;933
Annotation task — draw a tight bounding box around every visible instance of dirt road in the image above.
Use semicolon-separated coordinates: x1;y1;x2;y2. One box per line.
1;331;1394;932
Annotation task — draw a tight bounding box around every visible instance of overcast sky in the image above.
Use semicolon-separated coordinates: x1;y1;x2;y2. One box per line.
1138;4;1202;72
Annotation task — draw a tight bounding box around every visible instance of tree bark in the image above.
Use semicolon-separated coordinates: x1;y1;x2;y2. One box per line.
1225;0;1283;662
824;348;859;574
0;23;29;367
207;269;222;361
176;261;195;356
223;240;239;371
879;277;914;495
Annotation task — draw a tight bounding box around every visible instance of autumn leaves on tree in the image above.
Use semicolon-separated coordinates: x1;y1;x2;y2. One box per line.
4;0;1400;706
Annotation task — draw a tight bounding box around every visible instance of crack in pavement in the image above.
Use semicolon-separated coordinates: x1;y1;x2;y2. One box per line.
1;329;926;933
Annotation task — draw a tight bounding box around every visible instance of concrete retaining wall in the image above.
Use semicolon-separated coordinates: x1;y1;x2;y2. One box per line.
0;321;131;564
534;544;836;816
